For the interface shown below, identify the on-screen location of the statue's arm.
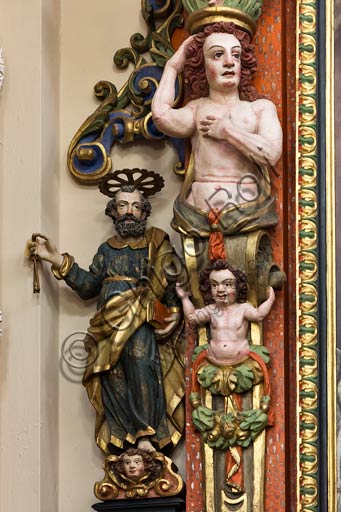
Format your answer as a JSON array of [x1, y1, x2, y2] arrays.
[[243, 286, 275, 322], [63, 250, 105, 300], [200, 100, 282, 167], [176, 284, 196, 316], [26, 233, 104, 300], [176, 284, 210, 327], [26, 233, 63, 267], [152, 38, 196, 138], [251, 100, 283, 166]]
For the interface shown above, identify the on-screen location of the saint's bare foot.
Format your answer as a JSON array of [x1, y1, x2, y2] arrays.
[[137, 438, 156, 453]]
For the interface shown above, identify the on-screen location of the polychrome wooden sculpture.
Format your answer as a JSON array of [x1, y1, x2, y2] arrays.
[[26, 0, 288, 509], [95, 448, 183, 500], [176, 259, 275, 499], [26, 170, 185, 502], [152, 20, 282, 238], [151, 1, 284, 510]]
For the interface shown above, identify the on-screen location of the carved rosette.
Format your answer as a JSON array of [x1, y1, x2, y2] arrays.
[[297, 0, 318, 509]]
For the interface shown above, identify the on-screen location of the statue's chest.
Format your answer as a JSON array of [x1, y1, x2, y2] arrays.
[[197, 103, 258, 134], [107, 247, 149, 279]]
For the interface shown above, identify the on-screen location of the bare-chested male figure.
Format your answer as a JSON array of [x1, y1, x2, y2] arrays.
[[152, 22, 282, 228], [176, 259, 275, 365]]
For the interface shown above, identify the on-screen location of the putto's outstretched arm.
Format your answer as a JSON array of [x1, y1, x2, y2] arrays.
[[175, 283, 196, 317], [176, 283, 210, 327], [243, 286, 276, 322]]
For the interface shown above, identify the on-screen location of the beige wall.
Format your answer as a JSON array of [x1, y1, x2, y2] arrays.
[[0, 0, 61, 510], [0, 1, 182, 511]]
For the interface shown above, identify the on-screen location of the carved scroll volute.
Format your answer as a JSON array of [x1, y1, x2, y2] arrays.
[[67, 0, 185, 184]]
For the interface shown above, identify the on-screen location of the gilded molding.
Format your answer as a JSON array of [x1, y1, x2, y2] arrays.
[[325, 0, 336, 509], [296, 0, 318, 509]]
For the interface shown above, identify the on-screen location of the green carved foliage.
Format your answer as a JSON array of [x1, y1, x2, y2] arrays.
[[198, 365, 220, 392], [232, 364, 255, 393], [191, 402, 269, 450], [248, 344, 270, 363]]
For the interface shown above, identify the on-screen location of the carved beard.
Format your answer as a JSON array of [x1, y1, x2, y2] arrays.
[[115, 213, 147, 238]]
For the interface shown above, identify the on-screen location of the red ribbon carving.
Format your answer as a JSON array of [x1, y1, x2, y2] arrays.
[[208, 208, 226, 261]]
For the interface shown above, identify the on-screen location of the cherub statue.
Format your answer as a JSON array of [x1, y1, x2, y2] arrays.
[[94, 447, 184, 500], [176, 259, 275, 365], [116, 449, 155, 482], [176, 259, 275, 492]]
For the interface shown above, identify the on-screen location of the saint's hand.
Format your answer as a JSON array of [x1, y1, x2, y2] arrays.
[[199, 115, 232, 141], [155, 312, 180, 339], [25, 233, 63, 267], [167, 35, 195, 73]]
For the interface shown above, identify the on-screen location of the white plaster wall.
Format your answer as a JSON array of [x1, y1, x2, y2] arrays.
[[59, 1, 182, 511], [0, 0, 60, 511]]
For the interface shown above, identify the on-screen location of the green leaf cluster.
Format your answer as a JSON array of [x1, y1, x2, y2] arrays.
[[192, 343, 209, 361], [191, 404, 269, 450], [197, 365, 220, 393], [249, 344, 270, 363], [232, 364, 255, 393], [192, 405, 215, 431]]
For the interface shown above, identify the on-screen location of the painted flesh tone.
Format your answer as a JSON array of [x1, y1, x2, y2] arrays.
[[122, 454, 145, 480], [176, 268, 275, 365], [152, 32, 282, 211]]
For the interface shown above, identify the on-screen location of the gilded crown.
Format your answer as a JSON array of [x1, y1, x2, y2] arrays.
[[182, 0, 263, 38]]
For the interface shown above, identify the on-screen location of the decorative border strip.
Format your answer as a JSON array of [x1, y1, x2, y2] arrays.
[[296, 1, 319, 510], [325, 0, 336, 509]]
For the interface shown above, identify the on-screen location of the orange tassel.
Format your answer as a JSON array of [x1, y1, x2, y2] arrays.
[[208, 209, 226, 261]]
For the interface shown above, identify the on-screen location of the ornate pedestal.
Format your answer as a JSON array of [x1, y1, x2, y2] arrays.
[[92, 497, 186, 512]]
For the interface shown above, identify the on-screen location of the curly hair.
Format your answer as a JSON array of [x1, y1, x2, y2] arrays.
[[199, 259, 248, 304], [115, 448, 160, 480], [105, 185, 152, 223], [184, 22, 258, 102]]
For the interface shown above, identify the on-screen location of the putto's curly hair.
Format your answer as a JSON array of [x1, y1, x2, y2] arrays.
[[115, 448, 160, 480], [184, 22, 259, 102], [105, 185, 152, 223], [199, 259, 248, 304]]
